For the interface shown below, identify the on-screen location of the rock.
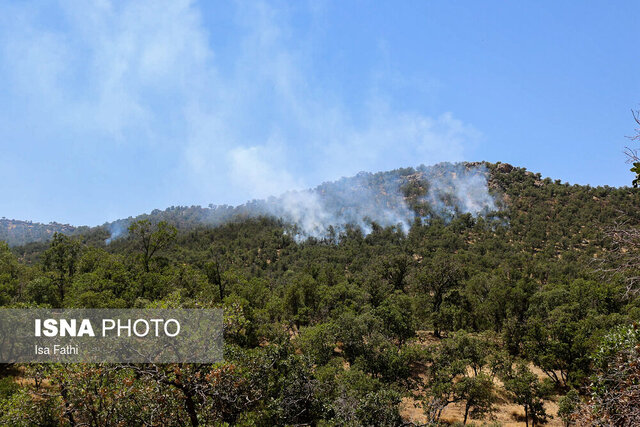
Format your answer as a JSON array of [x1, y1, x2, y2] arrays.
[[496, 163, 514, 173]]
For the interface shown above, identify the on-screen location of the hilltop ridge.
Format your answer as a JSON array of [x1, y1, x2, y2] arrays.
[[0, 161, 630, 247]]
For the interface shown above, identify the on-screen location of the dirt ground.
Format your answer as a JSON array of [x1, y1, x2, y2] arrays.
[[400, 395, 562, 426], [401, 332, 564, 426]]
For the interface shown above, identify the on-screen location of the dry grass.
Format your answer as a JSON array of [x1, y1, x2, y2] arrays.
[[400, 396, 562, 426], [399, 331, 564, 426]]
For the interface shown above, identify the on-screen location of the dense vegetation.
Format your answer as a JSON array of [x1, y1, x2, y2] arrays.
[[1, 162, 639, 426]]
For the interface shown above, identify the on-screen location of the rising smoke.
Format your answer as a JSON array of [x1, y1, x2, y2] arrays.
[[421, 163, 497, 218], [104, 162, 499, 244], [260, 170, 416, 239], [105, 221, 128, 245], [258, 162, 498, 240]]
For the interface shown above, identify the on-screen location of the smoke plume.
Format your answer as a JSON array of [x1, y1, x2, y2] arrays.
[[103, 162, 499, 244], [260, 170, 416, 240], [420, 163, 497, 219], [105, 221, 128, 245]]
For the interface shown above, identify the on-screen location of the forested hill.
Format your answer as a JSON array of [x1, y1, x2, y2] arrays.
[[1, 161, 637, 248], [2, 161, 639, 425], [0, 218, 84, 247]]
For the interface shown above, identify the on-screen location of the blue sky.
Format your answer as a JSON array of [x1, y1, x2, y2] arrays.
[[0, 1, 638, 226]]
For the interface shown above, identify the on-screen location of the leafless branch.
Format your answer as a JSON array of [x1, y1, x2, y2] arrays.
[[628, 109, 640, 142], [624, 110, 640, 167], [597, 216, 640, 296]]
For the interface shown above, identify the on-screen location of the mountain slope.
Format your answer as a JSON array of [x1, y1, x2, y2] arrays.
[[2, 161, 635, 248], [0, 218, 82, 247]]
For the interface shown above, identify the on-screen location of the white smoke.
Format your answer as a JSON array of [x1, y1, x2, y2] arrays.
[[273, 190, 333, 238], [420, 163, 497, 218], [105, 221, 128, 245], [99, 163, 499, 242], [259, 171, 415, 240], [245, 162, 498, 240]]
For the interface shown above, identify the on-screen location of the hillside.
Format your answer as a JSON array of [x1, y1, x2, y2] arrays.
[[1, 161, 639, 425], [5, 161, 632, 248], [0, 218, 81, 247]]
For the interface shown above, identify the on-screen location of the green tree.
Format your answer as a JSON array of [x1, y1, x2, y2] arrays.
[[503, 362, 551, 427], [456, 373, 496, 425], [418, 253, 462, 338], [42, 233, 81, 304], [423, 333, 497, 424], [204, 259, 225, 301], [128, 220, 177, 273], [0, 241, 23, 305], [375, 291, 415, 343], [557, 389, 580, 427]]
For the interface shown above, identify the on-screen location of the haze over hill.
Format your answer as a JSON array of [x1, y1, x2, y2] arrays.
[[0, 161, 623, 247], [2, 162, 488, 246]]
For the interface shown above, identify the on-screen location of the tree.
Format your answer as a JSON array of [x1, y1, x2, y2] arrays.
[[525, 277, 618, 389], [418, 253, 461, 337], [557, 389, 580, 427], [379, 255, 411, 291], [421, 349, 464, 423], [456, 373, 496, 425], [0, 241, 22, 305], [42, 233, 81, 304], [128, 220, 177, 273], [503, 362, 551, 427], [422, 332, 497, 424], [441, 331, 493, 376], [204, 259, 225, 301], [375, 291, 415, 343]]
